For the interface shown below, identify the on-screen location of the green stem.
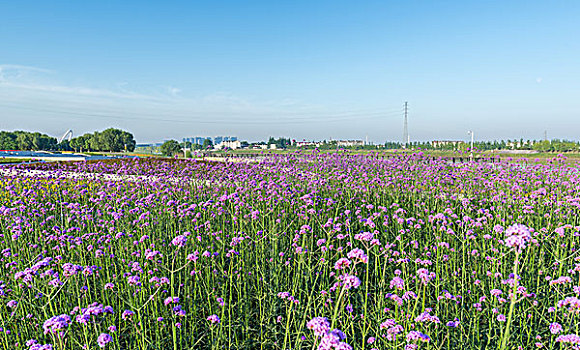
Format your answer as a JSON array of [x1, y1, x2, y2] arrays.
[[499, 252, 520, 350]]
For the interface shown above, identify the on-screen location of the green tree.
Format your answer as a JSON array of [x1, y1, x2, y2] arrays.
[[267, 136, 291, 149], [68, 128, 136, 152], [160, 140, 182, 156], [202, 138, 213, 149], [0, 132, 18, 150], [533, 140, 551, 152], [31, 133, 57, 150], [384, 141, 401, 149], [16, 132, 34, 150], [58, 139, 72, 151]]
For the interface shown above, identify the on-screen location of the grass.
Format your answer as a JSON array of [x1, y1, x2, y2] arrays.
[[0, 158, 33, 164]]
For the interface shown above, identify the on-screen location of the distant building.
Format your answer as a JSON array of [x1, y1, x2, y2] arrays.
[[215, 140, 242, 150], [183, 137, 207, 145], [214, 136, 237, 145], [336, 140, 364, 147], [295, 140, 324, 148], [431, 140, 465, 148], [183, 136, 237, 145], [506, 140, 535, 149]]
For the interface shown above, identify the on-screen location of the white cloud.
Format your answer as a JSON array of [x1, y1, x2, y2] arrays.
[[0, 64, 53, 74], [0, 63, 399, 142], [0, 64, 53, 82], [163, 86, 181, 97]]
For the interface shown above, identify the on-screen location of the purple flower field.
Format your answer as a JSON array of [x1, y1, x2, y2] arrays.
[[1, 152, 580, 349]]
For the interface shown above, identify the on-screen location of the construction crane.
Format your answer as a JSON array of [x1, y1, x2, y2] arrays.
[[58, 129, 73, 143]]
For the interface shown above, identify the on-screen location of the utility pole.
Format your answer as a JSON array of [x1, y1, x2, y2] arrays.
[[467, 130, 474, 161], [544, 130, 548, 142], [403, 102, 408, 148]]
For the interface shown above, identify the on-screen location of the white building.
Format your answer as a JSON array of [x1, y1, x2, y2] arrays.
[[215, 140, 242, 150], [295, 141, 324, 148], [336, 140, 364, 147], [431, 140, 465, 148]]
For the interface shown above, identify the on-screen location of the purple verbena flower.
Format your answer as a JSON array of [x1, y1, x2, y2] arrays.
[[43, 314, 71, 335], [306, 317, 330, 337], [207, 314, 220, 324], [97, 333, 112, 348], [171, 235, 187, 248]]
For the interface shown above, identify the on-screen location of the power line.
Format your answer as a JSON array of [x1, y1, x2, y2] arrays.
[[0, 102, 405, 125]]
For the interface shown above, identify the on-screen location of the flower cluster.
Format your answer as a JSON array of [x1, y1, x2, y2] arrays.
[[307, 317, 352, 350], [73, 303, 114, 324], [207, 314, 221, 324], [504, 224, 532, 252], [43, 314, 71, 335], [171, 234, 188, 248]]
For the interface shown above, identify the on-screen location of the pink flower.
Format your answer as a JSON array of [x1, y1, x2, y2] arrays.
[[504, 224, 532, 252], [306, 317, 330, 337], [207, 314, 220, 324], [406, 331, 430, 342], [556, 334, 580, 345], [550, 322, 563, 334], [343, 275, 361, 290], [389, 276, 405, 290], [334, 258, 351, 270], [347, 248, 368, 263], [97, 333, 112, 348], [354, 232, 374, 241], [171, 235, 187, 248], [164, 297, 179, 305]]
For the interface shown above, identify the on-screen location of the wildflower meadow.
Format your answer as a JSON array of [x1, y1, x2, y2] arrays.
[[1, 152, 580, 349]]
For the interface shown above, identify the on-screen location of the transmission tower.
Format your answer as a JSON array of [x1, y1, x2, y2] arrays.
[[403, 102, 408, 148]]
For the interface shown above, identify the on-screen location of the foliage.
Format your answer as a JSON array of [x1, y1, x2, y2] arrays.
[[532, 139, 580, 152], [160, 140, 182, 156], [69, 128, 136, 152], [0, 158, 30, 164], [413, 139, 580, 152], [0, 131, 57, 150], [267, 137, 292, 149], [202, 138, 213, 148], [384, 141, 402, 149]]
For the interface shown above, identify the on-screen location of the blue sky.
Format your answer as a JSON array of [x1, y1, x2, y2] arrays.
[[1, 1, 579, 143]]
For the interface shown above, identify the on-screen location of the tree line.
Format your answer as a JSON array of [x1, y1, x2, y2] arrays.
[[0, 131, 58, 151], [68, 128, 136, 152], [0, 128, 135, 152], [407, 139, 580, 152]]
